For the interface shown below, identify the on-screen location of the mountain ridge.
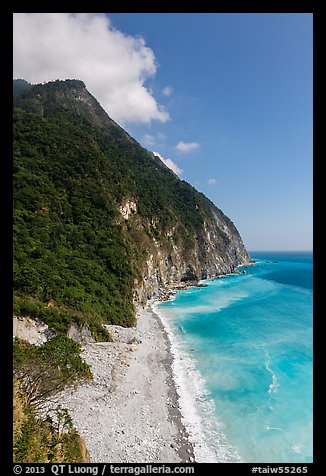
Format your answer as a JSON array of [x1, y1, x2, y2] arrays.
[[13, 78, 251, 336]]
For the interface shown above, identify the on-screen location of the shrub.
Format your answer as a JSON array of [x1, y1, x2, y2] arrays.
[[13, 336, 92, 407], [13, 379, 89, 463]]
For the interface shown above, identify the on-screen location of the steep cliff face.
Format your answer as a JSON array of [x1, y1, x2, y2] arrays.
[[129, 201, 250, 303], [115, 187, 250, 304], [13, 79, 250, 331]]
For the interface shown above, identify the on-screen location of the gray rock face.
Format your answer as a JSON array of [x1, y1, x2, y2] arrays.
[[135, 205, 251, 304], [67, 324, 96, 344], [13, 316, 56, 345]]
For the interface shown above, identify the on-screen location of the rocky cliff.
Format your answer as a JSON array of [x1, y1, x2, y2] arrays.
[[135, 206, 250, 303], [13, 79, 250, 332]]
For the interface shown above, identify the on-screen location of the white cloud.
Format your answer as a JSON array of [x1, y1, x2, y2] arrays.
[[175, 141, 199, 153], [153, 151, 183, 176], [13, 13, 170, 126], [157, 132, 166, 141], [163, 158, 183, 176], [208, 178, 217, 185], [143, 134, 156, 147], [143, 132, 167, 147], [162, 86, 173, 96]]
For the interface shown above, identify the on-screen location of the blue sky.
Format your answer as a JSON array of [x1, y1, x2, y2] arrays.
[[111, 13, 313, 251], [13, 13, 313, 251]]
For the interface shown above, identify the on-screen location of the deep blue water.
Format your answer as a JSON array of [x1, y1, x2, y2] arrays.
[[156, 251, 313, 463]]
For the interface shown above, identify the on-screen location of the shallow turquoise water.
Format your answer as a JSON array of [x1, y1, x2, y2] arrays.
[[156, 251, 313, 463]]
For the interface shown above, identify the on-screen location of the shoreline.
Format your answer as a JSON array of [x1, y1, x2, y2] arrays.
[[151, 267, 252, 463], [147, 307, 196, 462], [53, 306, 196, 463], [37, 264, 252, 463], [152, 301, 222, 463]]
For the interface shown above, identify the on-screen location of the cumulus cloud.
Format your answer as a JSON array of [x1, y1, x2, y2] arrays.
[[153, 151, 183, 176], [157, 132, 166, 141], [175, 141, 199, 153], [143, 134, 156, 147], [13, 13, 170, 125], [208, 178, 217, 185], [143, 132, 167, 148], [162, 86, 173, 96]]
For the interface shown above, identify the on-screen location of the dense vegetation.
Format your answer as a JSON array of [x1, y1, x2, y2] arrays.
[[13, 79, 229, 336], [14, 100, 137, 333], [13, 79, 33, 98]]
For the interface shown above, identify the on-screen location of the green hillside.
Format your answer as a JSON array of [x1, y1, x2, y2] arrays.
[[14, 79, 232, 337]]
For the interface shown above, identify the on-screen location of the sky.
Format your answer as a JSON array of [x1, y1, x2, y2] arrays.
[[13, 13, 313, 251]]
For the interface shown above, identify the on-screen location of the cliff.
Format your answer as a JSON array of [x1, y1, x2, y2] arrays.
[[13, 79, 250, 334], [135, 203, 249, 302]]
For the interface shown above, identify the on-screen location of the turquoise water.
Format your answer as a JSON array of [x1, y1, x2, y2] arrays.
[[155, 251, 313, 463]]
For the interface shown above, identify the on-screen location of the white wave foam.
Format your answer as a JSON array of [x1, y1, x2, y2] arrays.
[[291, 444, 303, 454], [265, 425, 283, 432], [264, 350, 280, 396], [152, 303, 243, 463], [268, 374, 280, 396]]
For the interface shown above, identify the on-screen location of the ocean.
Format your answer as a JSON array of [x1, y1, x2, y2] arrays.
[[154, 251, 313, 463]]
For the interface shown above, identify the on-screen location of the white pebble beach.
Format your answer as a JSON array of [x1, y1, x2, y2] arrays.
[[54, 307, 195, 463]]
